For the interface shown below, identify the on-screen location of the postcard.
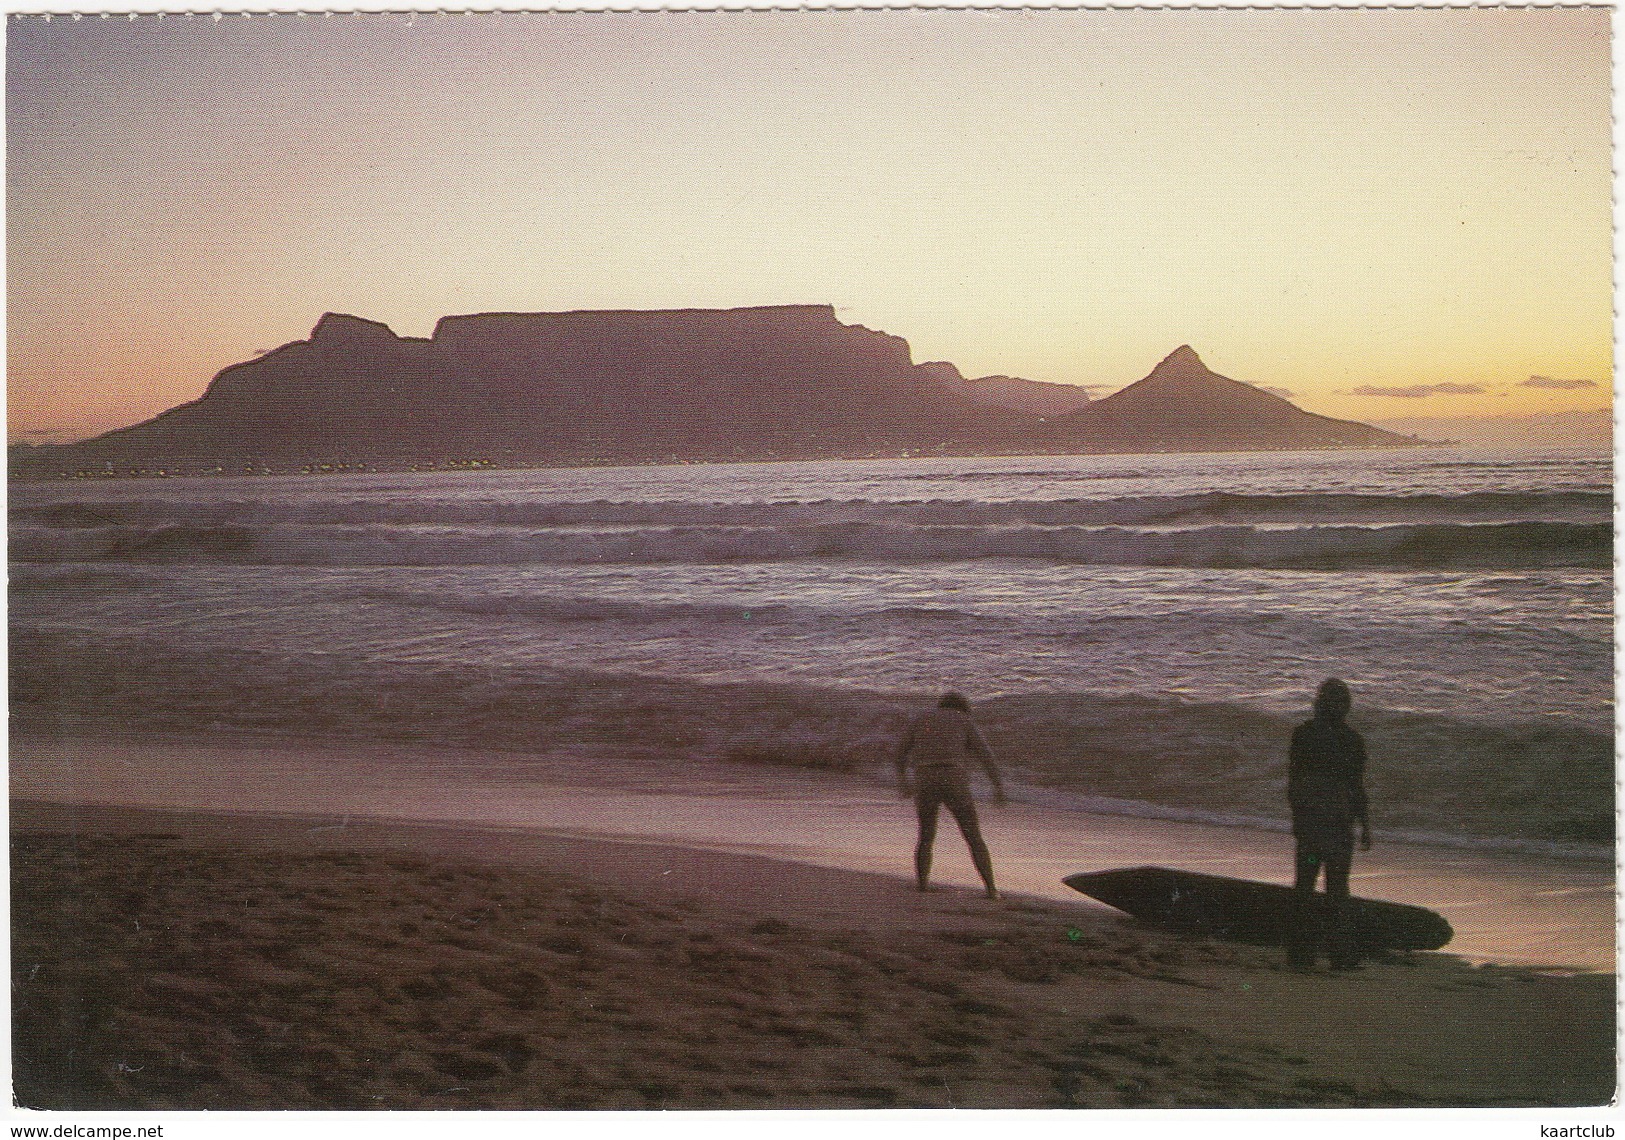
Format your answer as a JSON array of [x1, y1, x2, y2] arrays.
[[7, 6, 1614, 1133]]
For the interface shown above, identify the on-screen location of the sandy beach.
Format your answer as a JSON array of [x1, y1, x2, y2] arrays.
[[10, 724, 1616, 1110]]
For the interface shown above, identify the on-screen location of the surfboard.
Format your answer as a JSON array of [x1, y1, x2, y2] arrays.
[[1063, 865, 1453, 951]]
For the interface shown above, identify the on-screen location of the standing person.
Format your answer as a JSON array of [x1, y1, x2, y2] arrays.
[[1287, 677, 1372, 971], [896, 692, 1006, 899]]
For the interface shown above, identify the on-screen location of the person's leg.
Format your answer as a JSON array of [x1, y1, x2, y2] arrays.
[[942, 778, 998, 898], [1288, 844, 1324, 969], [914, 783, 941, 891], [1293, 847, 1324, 891], [1323, 847, 1357, 969]]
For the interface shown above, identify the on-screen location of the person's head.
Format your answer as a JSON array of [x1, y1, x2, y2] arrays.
[[1313, 678, 1352, 722], [938, 691, 971, 713]]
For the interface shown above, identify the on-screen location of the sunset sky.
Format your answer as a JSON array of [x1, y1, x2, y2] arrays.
[[7, 9, 1613, 444]]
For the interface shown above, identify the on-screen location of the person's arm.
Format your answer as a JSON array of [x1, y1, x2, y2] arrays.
[[967, 722, 1005, 805], [1286, 724, 1308, 817], [895, 721, 916, 797], [1350, 731, 1371, 850]]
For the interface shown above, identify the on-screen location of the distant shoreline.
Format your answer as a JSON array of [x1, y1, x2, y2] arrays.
[[11, 439, 1438, 483]]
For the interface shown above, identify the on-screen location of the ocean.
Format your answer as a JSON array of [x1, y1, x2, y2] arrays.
[[10, 446, 1613, 858]]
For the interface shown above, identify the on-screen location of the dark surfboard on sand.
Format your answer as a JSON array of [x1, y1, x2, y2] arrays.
[[1064, 866, 1453, 951]]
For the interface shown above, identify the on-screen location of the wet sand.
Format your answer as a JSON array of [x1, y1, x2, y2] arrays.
[[12, 724, 1614, 970], [9, 724, 1617, 1110]]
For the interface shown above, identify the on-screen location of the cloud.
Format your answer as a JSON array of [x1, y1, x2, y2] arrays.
[[1346, 382, 1486, 399], [1520, 375, 1598, 390], [1260, 386, 1295, 400]]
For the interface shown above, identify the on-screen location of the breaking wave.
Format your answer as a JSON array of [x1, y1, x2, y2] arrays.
[[10, 626, 1611, 858], [11, 487, 1610, 531], [11, 517, 1609, 571], [10, 452, 1611, 861]]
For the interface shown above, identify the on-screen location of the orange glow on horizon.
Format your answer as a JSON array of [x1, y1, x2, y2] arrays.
[[7, 9, 1612, 446]]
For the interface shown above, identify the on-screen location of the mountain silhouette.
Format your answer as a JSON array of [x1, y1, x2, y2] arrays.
[[1047, 346, 1410, 452], [13, 310, 1414, 477], [961, 373, 1096, 418]]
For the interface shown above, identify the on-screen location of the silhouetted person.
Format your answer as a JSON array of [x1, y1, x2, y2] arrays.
[[1287, 677, 1371, 971], [896, 692, 1005, 899]]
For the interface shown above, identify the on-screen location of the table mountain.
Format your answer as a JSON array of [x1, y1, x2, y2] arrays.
[[16, 308, 1414, 476]]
